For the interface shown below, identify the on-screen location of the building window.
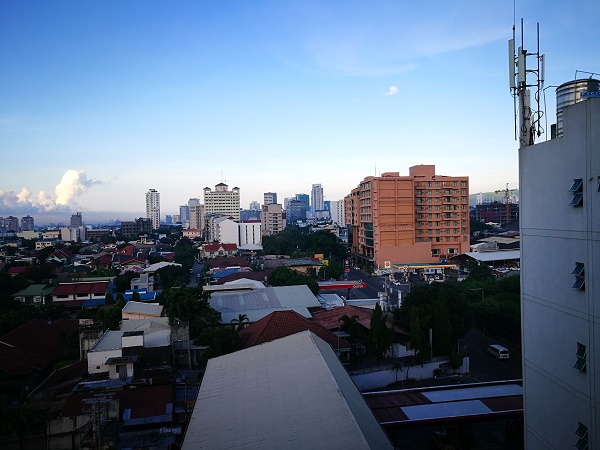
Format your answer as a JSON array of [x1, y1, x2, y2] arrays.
[[576, 422, 588, 450], [572, 263, 585, 291], [574, 342, 587, 372], [570, 178, 584, 207]]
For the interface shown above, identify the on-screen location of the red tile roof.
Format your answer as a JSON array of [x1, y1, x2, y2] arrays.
[[118, 245, 135, 256], [204, 243, 238, 252], [311, 305, 373, 331], [52, 281, 110, 296], [239, 310, 350, 350], [8, 266, 28, 275], [0, 318, 79, 375], [206, 256, 249, 268]]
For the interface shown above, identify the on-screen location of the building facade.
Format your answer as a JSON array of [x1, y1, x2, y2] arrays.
[[70, 212, 83, 227], [189, 204, 205, 233], [329, 200, 345, 226], [203, 183, 240, 221], [120, 218, 153, 238], [345, 165, 469, 270], [145, 189, 161, 230], [263, 192, 277, 206], [311, 184, 324, 216], [520, 90, 599, 449], [239, 221, 262, 246], [261, 203, 286, 236], [21, 215, 34, 231], [207, 216, 239, 244], [287, 199, 307, 224]]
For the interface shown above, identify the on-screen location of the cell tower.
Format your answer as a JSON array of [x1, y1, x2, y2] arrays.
[[509, 19, 545, 148]]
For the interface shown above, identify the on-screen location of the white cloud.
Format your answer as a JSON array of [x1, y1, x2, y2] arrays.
[[0, 169, 102, 214], [385, 85, 399, 95]]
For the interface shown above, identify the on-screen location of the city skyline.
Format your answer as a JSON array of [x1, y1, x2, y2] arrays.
[[1, 2, 599, 223]]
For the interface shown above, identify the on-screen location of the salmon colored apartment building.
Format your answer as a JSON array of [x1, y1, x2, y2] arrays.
[[344, 165, 470, 271]]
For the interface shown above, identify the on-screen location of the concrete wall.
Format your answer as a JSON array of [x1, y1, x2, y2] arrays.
[[520, 98, 600, 449]]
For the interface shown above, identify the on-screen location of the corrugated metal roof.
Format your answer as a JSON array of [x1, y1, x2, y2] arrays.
[[460, 250, 521, 262], [183, 331, 393, 449], [122, 300, 163, 317]]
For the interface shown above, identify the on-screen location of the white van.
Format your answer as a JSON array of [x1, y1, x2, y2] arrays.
[[487, 344, 510, 359]]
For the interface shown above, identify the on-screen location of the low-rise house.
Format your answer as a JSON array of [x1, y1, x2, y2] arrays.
[[209, 284, 321, 324], [87, 318, 172, 375], [200, 243, 238, 258], [122, 301, 164, 320], [11, 284, 54, 305], [51, 280, 111, 307], [130, 272, 154, 292]]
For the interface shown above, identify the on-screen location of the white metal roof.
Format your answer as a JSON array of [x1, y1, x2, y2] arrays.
[[182, 331, 393, 449], [122, 301, 163, 317], [462, 250, 520, 262]]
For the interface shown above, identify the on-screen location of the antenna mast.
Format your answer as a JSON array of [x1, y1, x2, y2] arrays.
[[508, 19, 545, 148]]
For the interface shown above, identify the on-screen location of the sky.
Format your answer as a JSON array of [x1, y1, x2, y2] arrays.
[[1, 1, 599, 224]]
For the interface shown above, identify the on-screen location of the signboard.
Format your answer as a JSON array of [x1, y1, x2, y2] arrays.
[[581, 91, 600, 98], [384, 261, 391, 269], [344, 268, 350, 273]]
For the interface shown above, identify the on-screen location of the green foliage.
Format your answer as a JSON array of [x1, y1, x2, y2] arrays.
[[173, 237, 197, 270], [368, 303, 395, 365], [96, 299, 125, 331], [230, 314, 249, 331], [130, 291, 141, 302], [433, 292, 453, 356], [156, 265, 190, 290], [105, 292, 114, 305], [161, 287, 221, 338], [339, 314, 365, 344], [262, 226, 347, 260], [114, 271, 138, 293], [449, 353, 464, 372], [268, 266, 320, 295], [22, 265, 56, 283], [467, 265, 494, 282], [196, 326, 240, 364], [318, 259, 343, 280]]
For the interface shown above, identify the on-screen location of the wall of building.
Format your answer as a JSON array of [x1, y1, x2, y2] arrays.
[[520, 98, 599, 449], [239, 221, 262, 246]]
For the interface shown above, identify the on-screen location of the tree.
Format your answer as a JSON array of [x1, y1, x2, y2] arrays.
[[104, 292, 114, 305], [408, 307, 430, 365], [339, 314, 364, 344], [114, 271, 138, 293], [96, 299, 125, 331], [269, 266, 320, 295], [196, 326, 240, 365], [433, 293, 453, 356], [156, 265, 189, 290], [368, 303, 395, 365], [231, 314, 249, 331], [449, 353, 464, 373], [130, 291, 141, 302], [160, 287, 221, 339]]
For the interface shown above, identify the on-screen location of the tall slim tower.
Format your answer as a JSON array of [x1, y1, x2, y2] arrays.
[[203, 183, 240, 221], [145, 189, 161, 230], [70, 212, 83, 227], [311, 184, 324, 216]]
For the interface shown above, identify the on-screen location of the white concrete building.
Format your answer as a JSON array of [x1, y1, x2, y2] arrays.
[[329, 200, 345, 226], [60, 226, 86, 242], [189, 204, 205, 232], [263, 192, 277, 205], [203, 183, 240, 221], [520, 86, 599, 449], [145, 188, 160, 230], [239, 220, 262, 246], [207, 216, 239, 244]]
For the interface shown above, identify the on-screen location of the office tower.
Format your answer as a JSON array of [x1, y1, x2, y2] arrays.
[[165, 215, 173, 225], [179, 205, 190, 223], [4, 216, 19, 232], [70, 212, 83, 227], [345, 165, 469, 270], [203, 183, 240, 221], [21, 215, 34, 231], [311, 184, 324, 216], [261, 203, 286, 235], [296, 193, 310, 211], [287, 199, 307, 224], [145, 189, 161, 230], [263, 192, 277, 206], [520, 82, 599, 449], [249, 201, 260, 211]]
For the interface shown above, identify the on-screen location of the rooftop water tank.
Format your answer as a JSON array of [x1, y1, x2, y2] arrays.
[[556, 79, 600, 137]]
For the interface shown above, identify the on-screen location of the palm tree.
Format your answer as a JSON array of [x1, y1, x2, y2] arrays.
[[231, 314, 249, 331]]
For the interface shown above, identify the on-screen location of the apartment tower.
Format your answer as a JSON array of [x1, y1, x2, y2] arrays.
[[145, 189, 160, 230], [345, 165, 469, 270], [311, 184, 324, 216]]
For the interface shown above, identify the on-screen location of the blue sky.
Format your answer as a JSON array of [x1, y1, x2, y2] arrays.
[[1, 1, 599, 223]]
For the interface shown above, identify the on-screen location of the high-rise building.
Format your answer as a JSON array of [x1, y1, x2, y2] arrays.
[[189, 204, 205, 233], [520, 84, 599, 449], [120, 218, 153, 238], [249, 201, 260, 211], [311, 184, 324, 216], [263, 192, 277, 206], [70, 212, 83, 227], [145, 189, 161, 230], [287, 199, 306, 224], [179, 205, 190, 223], [345, 165, 469, 270], [4, 216, 19, 232], [296, 193, 310, 212], [261, 203, 286, 236], [203, 183, 240, 221], [329, 200, 345, 226], [21, 215, 34, 231]]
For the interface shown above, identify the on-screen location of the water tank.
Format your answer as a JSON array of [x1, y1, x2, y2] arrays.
[[556, 79, 600, 137]]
